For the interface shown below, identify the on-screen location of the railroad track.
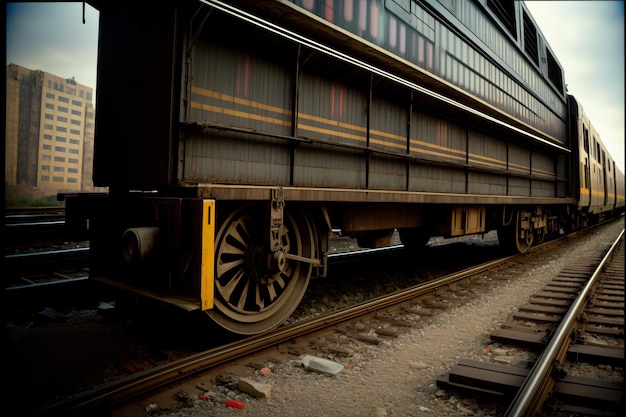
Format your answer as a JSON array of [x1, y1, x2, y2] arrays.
[[32, 226, 605, 417], [4, 248, 89, 286], [4, 207, 67, 247], [438, 231, 624, 416], [5, 220, 621, 416]]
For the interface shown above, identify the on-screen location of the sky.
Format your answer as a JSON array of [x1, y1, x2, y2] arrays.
[[6, 2, 99, 93], [5, 1, 625, 171], [525, 1, 625, 172]]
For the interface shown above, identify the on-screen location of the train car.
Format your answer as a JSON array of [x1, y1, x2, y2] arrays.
[[568, 95, 625, 227], [66, 0, 623, 334]]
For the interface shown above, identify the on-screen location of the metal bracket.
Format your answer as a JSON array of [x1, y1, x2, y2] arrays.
[[270, 188, 285, 252]]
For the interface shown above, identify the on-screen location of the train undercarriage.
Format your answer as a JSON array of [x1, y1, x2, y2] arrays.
[[66, 191, 573, 335]]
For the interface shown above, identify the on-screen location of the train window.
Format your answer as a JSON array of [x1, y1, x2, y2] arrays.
[[487, 0, 517, 39], [546, 49, 564, 95], [583, 127, 589, 153], [522, 11, 539, 66]]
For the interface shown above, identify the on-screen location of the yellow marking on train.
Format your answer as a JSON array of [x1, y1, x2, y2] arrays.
[[192, 102, 291, 126], [298, 112, 367, 133], [190, 90, 558, 178], [507, 163, 527, 172], [201, 199, 215, 311], [298, 123, 366, 142], [580, 187, 617, 198], [409, 138, 466, 156], [409, 146, 466, 162], [192, 86, 291, 116]]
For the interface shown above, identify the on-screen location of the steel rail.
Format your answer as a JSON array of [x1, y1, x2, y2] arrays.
[[503, 229, 625, 417], [5, 247, 89, 260], [35, 251, 521, 416], [33, 221, 621, 415]]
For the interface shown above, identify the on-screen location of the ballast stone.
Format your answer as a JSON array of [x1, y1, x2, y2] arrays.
[[300, 354, 344, 376], [237, 378, 272, 398]]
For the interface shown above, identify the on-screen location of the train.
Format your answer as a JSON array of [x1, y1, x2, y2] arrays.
[[66, 0, 625, 335]]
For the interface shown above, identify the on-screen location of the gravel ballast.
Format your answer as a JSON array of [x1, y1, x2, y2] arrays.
[[147, 220, 624, 417]]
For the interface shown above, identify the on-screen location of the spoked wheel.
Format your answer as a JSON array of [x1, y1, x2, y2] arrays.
[[497, 210, 534, 253], [207, 204, 315, 335]]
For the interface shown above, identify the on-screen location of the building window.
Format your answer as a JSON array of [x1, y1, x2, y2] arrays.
[[69, 148, 79, 154], [58, 106, 68, 113], [68, 158, 79, 164], [55, 146, 66, 152], [56, 126, 67, 132], [45, 103, 54, 110], [44, 134, 52, 140], [67, 177, 78, 183], [70, 138, 80, 144], [42, 165, 50, 171], [54, 156, 65, 162], [54, 166, 64, 172], [41, 175, 49, 181], [58, 96, 69, 103], [46, 92, 55, 99], [56, 136, 66, 142], [53, 176, 64, 182], [70, 119, 81, 126], [68, 167, 78, 173], [72, 99, 82, 106], [42, 155, 51, 161], [45, 113, 53, 120], [87, 112, 94, 119], [43, 144, 52, 150], [57, 116, 68, 123], [44, 123, 53, 130], [71, 109, 82, 116]]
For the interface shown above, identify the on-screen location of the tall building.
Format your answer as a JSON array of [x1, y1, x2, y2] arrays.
[[5, 63, 101, 204]]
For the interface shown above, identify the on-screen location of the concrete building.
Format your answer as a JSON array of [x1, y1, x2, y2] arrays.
[[6, 63, 101, 204]]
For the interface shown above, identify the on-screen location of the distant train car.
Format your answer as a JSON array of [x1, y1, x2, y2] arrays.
[[568, 95, 625, 226], [66, 0, 624, 334]]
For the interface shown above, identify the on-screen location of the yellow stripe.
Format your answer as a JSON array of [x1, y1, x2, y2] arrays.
[[580, 187, 619, 198], [298, 123, 366, 142], [298, 112, 367, 133], [192, 86, 291, 116], [190, 90, 557, 178], [201, 199, 215, 311], [192, 102, 291, 126]]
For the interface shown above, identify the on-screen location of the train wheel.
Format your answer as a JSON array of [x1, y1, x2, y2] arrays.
[[497, 210, 534, 253], [535, 227, 546, 244], [208, 204, 315, 335]]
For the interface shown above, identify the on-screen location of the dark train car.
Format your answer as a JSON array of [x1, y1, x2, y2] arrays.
[[66, 0, 621, 334]]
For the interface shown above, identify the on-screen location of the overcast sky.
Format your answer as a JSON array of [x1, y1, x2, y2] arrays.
[[525, 1, 624, 172], [5, 1, 625, 171]]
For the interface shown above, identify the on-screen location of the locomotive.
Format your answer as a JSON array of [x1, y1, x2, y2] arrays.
[[66, 0, 625, 335]]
